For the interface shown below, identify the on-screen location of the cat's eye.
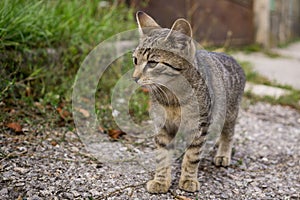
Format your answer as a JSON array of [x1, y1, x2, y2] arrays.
[[147, 60, 158, 68], [162, 62, 182, 71], [133, 57, 137, 65]]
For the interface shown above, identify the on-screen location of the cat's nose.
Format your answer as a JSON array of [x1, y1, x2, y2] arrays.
[[133, 77, 140, 83]]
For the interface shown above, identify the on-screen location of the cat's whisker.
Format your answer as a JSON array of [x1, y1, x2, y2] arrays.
[[151, 84, 165, 103], [155, 84, 171, 106]]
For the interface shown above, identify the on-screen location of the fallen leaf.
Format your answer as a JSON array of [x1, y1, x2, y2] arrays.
[[141, 87, 149, 93], [122, 134, 135, 142], [75, 107, 90, 118], [25, 86, 31, 96], [57, 107, 71, 120], [108, 129, 126, 140], [9, 109, 16, 114], [176, 196, 192, 200], [81, 97, 91, 103], [98, 126, 105, 133], [6, 122, 22, 133], [51, 140, 58, 146], [34, 102, 44, 110]]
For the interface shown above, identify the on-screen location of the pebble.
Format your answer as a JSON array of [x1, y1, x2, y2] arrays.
[[1, 102, 299, 199], [15, 182, 25, 187], [261, 157, 268, 162], [14, 167, 29, 174], [71, 190, 80, 197], [0, 188, 8, 195]]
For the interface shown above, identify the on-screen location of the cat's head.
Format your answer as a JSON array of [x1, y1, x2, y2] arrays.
[[132, 11, 196, 87]]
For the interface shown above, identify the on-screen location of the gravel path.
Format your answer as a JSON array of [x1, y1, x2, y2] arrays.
[[1, 102, 300, 199]]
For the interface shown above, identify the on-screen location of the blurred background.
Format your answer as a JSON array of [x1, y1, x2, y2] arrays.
[[128, 0, 300, 47], [1, 0, 300, 131]]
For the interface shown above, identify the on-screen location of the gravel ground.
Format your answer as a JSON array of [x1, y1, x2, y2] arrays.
[[1, 102, 300, 200]]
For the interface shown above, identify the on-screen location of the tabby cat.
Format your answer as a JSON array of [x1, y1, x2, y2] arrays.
[[132, 11, 246, 193]]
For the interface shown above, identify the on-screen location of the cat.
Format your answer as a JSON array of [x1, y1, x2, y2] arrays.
[[132, 11, 246, 193]]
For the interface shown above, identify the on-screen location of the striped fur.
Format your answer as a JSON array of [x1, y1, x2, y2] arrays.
[[133, 12, 246, 193]]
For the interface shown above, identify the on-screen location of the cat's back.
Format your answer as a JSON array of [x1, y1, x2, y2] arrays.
[[195, 50, 246, 90]]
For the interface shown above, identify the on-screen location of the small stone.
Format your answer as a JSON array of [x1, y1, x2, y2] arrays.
[[70, 146, 79, 152], [62, 192, 74, 199], [232, 188, 239, 194], [28, 195, 41, 200], [90, 189, 101, 197], [221, 193, 229, 199], [15, 182, 25, 187], [71, 190, 80, 197], [14, 167, 29, 174], [214, 190, 221, 194], [260, 184, 268, 189], [0, 188, 8, 195], [254, 186, 262, 192], [236, 181, 243, 187]]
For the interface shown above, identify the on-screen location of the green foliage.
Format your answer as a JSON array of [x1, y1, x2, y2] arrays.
[[96, 53, 150, 130], [0, 0, 138, 128], [238, 61, 272, 85], [227, 44, 281, 58], [129, 89, 150, 123], [244, 90, 300, 110], [239, 61, 300, 110], [0, 0, 135, 50], [0, 0, 136, 103]]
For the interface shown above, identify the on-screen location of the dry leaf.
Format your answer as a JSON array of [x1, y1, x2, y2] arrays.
[[51, 140, 58, 146], [141, 87, 149, 93], [34, 102, 44, 110], [81, 97, 91, 103], [57, 107, 71, 120], [75, 107, 90, 118], [98, 126, 105, 133], [7, 122, 22, 133], [108, 129, 126, 140], [176, 196, 192, 200]]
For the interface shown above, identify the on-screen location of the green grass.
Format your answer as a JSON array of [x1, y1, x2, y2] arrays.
[[277, 37, 300, 49], [0, 0, 135, 50], [239, 61, 300, 110], [0, 0, 138, 128], [244, 90, 300, 110], [0, 0, 135, 101], [95, 53, 150, 130], [1, 0, 298, 130], [239, 61, 272, 85], [226, 43, 281, 58]]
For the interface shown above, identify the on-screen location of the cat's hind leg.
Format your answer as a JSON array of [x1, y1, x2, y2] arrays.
[[146, 128, 174, 193], [214, 119, 236, 167]]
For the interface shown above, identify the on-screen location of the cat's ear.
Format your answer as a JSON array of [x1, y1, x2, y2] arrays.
[[136, 11, 160, 35], [167, 19, 195, 61], [168, 19, 193, 38]]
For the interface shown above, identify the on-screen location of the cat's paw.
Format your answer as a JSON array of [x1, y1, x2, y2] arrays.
[[214, 155, 231, 167], [146, 179, 170, 194], [179, 178, 200, 192]]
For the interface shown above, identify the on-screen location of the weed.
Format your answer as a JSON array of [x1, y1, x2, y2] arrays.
[[239, 61, 300, 110], [0, 0, 136, 128], [238, 61, 272, 85], [263, 50, 281, 58]]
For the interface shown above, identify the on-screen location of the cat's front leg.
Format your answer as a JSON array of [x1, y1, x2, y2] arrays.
[[147, 128, 173, 193], [179, 129, 207, 192]]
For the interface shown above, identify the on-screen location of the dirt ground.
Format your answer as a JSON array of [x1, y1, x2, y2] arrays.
[[1, 102, 300, 200]]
